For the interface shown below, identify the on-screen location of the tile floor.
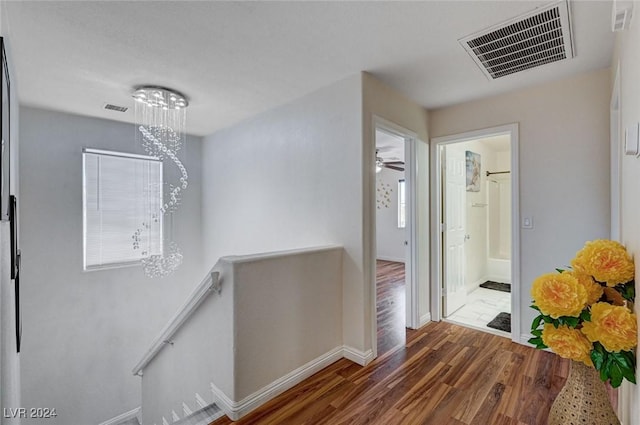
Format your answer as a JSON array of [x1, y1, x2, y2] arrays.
[[445, 287, 511, 337]]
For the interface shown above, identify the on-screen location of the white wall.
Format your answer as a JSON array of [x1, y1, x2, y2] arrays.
[[201, 75, 367, 354], [613, 5, 640, 423], [18, 107, 204, 425], [362, 72, 431, 330], [375, 167, 405, 262], [232, 247, 343, 402], [491, 150, 511, 260], [430, 68, 611, 342], [0, 8, 21, 423]]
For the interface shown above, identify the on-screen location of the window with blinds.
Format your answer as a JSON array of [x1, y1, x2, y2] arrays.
[[83, 149, 163, 270], [398, 179, 406, 229]]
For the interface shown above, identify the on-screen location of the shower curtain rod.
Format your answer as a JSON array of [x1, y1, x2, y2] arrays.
[[486, 170, 511, 177]]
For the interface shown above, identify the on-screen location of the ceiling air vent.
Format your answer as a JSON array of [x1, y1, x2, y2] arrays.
[[459, 0, 574, 80], [103, 103, 128, 113]]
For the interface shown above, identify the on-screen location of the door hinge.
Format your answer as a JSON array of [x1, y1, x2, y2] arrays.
[[440, 223, 446, 232]]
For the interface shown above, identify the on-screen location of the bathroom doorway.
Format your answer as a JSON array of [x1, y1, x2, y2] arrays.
[[432, 124, 520, 341]]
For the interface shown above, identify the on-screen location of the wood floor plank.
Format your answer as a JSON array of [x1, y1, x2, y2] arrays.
[[375, 260, 406, 356], [469, 382, 506, 425], [211, 321, 577, 425], [452, 349, 511, 423], [210, 261, 589, 425]]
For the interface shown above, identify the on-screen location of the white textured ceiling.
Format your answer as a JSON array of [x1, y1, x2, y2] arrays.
[[4, 1, 614, 137]]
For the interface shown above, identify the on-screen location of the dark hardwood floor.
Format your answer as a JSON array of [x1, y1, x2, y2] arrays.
[[211, 321, 571, 425], [376, 260, 406, 356], [210, 261, 618, 424]]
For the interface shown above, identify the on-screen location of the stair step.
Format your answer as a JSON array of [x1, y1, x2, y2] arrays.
[[172, 403, 223, 425]]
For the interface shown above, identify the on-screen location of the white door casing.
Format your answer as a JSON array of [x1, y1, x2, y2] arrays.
[[431, 123, 520, 344], [372, 116, 420, 360], [403, 137, 418, 329]]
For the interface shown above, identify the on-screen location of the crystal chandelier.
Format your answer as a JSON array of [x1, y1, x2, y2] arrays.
[[132, 86, 189, 278]]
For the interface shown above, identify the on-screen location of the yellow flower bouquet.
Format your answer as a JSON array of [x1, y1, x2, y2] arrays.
[[528, 239, 637, 388]]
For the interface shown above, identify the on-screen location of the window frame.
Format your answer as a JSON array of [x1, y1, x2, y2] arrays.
[[398, 178, 406, 229], [82, 148, 163, 271]]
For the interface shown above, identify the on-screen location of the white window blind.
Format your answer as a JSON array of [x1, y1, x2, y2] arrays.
[[83, 149, 163, 270], [398, 179, 406, 229]]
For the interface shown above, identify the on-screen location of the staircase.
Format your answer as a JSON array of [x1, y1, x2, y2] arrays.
[[106, 401, 222, 425], [108, 245, 344, 425], [172, 403, 223, 425]]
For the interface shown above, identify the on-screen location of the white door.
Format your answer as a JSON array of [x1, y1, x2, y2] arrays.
[[443, 145, 467, 316]]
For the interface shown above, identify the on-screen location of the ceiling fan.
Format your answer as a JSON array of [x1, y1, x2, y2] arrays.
[[376, 149, 404, 173]]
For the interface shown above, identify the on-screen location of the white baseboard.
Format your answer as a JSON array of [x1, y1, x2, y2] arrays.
[[342, 345, 374, 366], [419, 312, 432, 327], [211, 346, 345, 421], [98, 407, 141, 425], [376, 256, 405, 263], [466, 276, 488, 294], [520, 333, 533, 346]]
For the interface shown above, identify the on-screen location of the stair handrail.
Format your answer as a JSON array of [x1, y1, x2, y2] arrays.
[[132, 268, 221, 376]]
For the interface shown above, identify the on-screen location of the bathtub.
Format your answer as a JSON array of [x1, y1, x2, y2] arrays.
[[487, 257, 511, 284]]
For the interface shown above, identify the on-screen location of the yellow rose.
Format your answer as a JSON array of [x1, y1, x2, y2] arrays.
[[566, 271, 603, 306], [571, 240, 634, 287], [581, 302, 637, 352], [531, 272, 588, 318], [542, 323, 593, 366]]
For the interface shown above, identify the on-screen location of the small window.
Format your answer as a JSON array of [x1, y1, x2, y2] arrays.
[[83, 149, 163, 270], [398, 179, 406, 228]]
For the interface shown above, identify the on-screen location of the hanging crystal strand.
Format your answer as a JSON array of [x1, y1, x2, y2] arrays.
[[132, 86, 189, 278], [141, 211, 182, 278]]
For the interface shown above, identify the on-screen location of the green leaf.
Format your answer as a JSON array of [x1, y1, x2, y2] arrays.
[[621, 366, 636, 384], [530, 304, 540, 312], [610, 363, 623, 388], [580, 310, 591, 322], [620, 281, 635, 302], [593, 341, 606, 355], [531, 329, 543, 337], [625, 350, 637, 369], [600, 365, 609, 382], [612, 352, 633, 370], [542, 315, 552, 323], [591, 350, 605, 370], [563, 316, 579, 328], [531, 315, 543, 331], [556, 268, 565, 273], [528, 335, 548, 350]]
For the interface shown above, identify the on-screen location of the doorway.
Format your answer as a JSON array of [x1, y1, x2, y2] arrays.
[[374, 124, 415, 356], [432, 124, 520, 342]]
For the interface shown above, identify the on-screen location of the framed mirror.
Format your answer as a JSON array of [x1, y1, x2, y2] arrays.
[[0, 37, 10, 221]]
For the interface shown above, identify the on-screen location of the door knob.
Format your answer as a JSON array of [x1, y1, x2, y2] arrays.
[[464, 234, 471, 241]]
